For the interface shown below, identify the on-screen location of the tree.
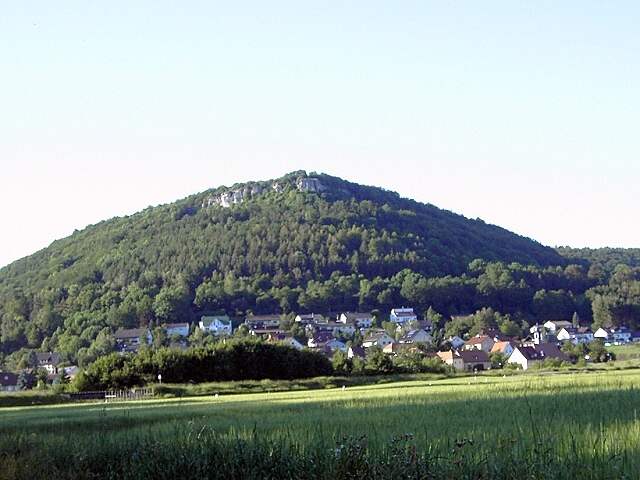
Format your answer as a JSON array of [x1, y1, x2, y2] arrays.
[[364, 347, 394, 375], [331, 350, 351, 375], [17, 371, 35, 390]]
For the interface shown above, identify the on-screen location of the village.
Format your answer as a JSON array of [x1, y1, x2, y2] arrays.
[[2, 306, 638, 393]]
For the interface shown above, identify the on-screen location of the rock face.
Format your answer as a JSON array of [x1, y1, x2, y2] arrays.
[[296, 177, 325, 193], [201, 174, 325, 209]]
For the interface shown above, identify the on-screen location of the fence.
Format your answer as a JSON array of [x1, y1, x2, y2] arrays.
[[68, 387, 154, 403]]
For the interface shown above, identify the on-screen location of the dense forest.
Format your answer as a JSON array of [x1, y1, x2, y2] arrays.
[[0, 171, 638, 368]]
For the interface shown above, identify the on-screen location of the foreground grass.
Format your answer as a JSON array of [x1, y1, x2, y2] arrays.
[[1, 370, 640, 479]]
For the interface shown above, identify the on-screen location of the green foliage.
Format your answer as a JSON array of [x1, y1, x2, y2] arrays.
[[77, 340, 333, 390], [1, 173, 639, 363]]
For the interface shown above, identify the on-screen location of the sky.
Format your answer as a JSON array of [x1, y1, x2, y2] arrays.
[[1, 1, 639, 268]]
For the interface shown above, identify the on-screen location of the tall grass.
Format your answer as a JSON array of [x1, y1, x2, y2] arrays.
[[1, 370, 639, 479]]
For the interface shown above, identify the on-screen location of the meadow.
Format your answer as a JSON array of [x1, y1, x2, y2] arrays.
[[1, 369, 640, 479]]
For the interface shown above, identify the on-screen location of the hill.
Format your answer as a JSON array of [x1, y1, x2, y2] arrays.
[[0, 170, 569, 362]]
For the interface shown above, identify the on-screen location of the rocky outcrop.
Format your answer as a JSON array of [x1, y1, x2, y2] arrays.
[[201, 174, 325, 209]]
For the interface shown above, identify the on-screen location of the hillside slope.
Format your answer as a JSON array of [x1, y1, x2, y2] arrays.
[[0, 171, 564, 359]]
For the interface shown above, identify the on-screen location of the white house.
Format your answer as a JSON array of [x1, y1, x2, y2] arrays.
[[399, 329, 432, 344], [463, 335, 495, 353], [390, 308, 417, 324], [543, 320, 573, 333], [556, 327, 594, 345], [594, 327, 632, 344], [338, 312, 374, 329], [164, 322, 190, 338], [508, 343, 569, 370], [35, 352, 61, 374], [362, 331, 395, 348], [199, 315, 232, 336]]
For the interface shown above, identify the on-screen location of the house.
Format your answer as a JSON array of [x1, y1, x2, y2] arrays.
[[396, 320, 433, 334], [115, 328, 153, 353], [543, 320, 573, 333], [490, 341, 515, 358], [198, 315, 232, 336], [35, 352, 61, 374], [325, 339, 347, 353], [459, 350, 492, 371], [163, 322, 190, 338], [383, 342, 424, 356], [312, 321, 356, 336], [399, 329, 432, 345], [390, 308, 417, 324], [245, 315, 282, 329], [295, 313, 325, 325], [250, 328, 285, 338], [556, 327, 594, 345], [594, 327, 632, 344], [437, 350, 464, 370], [463, 335, 495, 353], [447, 336, 465, 349], [338, 312, 374, 329], [0, 372, 18, 392], [362, 331, 395, 349], [508, 343, 569, 370], [528, 324, 554, 345], [307, 331, 335, 348], [347, 345, 366, 359], [266, 333, 305, 351]]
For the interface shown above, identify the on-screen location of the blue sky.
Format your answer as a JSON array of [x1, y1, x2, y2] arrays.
[[1, 1, 639, 267]]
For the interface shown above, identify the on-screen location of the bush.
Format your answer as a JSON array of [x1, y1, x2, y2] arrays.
[[78, 339, 333, 390]]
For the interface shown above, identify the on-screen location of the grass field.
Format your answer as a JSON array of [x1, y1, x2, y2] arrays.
[[2, 370, 640, 479], [609, 343, 640, 361]]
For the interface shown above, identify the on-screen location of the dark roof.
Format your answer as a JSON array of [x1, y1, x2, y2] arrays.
[[0, 372, 18, 386], [341, 312, 373, 320], [311, 331, 335, 344], [245, 315, 282, 322], [349, 346, 366, 358], [459, 350, 490, 363], [115, 328, 149, 339], [400, 329, 429, 341], [164, 322, 190, 329], [516, 343, 569, 361], [36, 352, 60, 365], [562, 327, 592, 335]]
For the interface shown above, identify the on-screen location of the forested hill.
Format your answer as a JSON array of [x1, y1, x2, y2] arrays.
[[0, 170, 566, 360]]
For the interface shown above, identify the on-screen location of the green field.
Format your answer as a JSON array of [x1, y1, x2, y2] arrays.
[[2, 370, 640, 479], [609, 343, 640, 361]]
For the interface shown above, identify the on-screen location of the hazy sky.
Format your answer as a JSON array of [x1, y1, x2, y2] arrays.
[[2, 1, 639, 268]]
